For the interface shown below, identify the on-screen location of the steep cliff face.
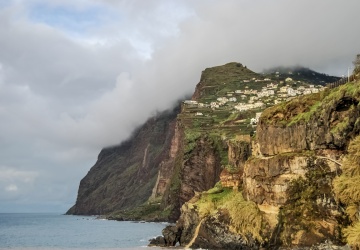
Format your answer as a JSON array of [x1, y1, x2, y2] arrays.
[[154, 129, 225, 221], [67, 106, 178, 216], [154, 76, 360, 248], [242, 82, 360, 247]]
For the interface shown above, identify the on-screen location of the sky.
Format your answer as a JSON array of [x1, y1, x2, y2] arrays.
[[0, 0, 359, 213]]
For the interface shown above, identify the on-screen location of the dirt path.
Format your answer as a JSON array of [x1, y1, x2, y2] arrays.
[[316, 156, 342, 166], [185, 218, 204, 249]]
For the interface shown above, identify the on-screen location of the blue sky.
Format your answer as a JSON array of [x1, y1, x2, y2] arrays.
[[0, 0, 359, 213], [29, 4, 107, 34]]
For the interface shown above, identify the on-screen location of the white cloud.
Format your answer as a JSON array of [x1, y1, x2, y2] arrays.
[[0, 166, 38, 183], [0, 166, 38, 202], [5, 184, 18, 192]]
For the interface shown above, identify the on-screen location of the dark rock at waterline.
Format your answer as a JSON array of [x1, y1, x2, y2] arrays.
[[148, 236, 166, 247]]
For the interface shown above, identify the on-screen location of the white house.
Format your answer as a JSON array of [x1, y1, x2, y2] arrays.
[[267, 83, 277, 89], [311, 88, 319, 93], [210, 102, 219, 109], [287, 87, 297, 97], [250, 112, 262, 125], [228, 97, 237, 102], [254, 102, 265, 108], [217, 97, 229, 104], [279, 86, 288, 93], [298, 86, 305, 91], [184, 100, 198, 105], [200, 103, 210, 108]]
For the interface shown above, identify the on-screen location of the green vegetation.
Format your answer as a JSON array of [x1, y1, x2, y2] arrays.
[[170, 145, 184, 193], [208, 132, 228, 165], [226, 192, 263, 242], [184, 130, 202, 154], [331, 116, 350, 134], [260, 91, 325, 126], [288, 100, 322, 126], [333, 135, 360, 248], [264, 66, 340, 85], [194, 188, 264, 243], [108, 199, 171, 221], [261, 79, 360, 127], [279, 157, 338, 246], [224, 164, 238, 173], [199, 62, 258, 89]]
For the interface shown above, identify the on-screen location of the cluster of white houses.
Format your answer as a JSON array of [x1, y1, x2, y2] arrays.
[[185, 81, 324, 111], [183, 79, 325, 124]]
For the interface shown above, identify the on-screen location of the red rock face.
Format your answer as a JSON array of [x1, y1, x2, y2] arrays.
[[150, 122, 181, 200], [243, 154, 308, 206], [179, 136, 222, 205], [220, 169, 241, 188]]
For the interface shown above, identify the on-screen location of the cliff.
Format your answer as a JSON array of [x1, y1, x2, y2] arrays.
[[69, 60, 360, 248], [66, 106, 179, 217], [151, 66, 360, 248]]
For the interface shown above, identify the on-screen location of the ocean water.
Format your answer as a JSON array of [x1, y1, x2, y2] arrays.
[[0, 213, 168, 250]]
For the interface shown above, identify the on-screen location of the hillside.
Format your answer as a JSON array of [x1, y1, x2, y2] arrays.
[[263, 66, 340, 85], [151, 65, 360, 249], [68, 60, 360, 248]]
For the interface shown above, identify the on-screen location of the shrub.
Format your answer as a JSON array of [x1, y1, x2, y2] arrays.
[[333, 135, 360, 246], [224, 192, 263, 243], [343, 221, 360, 248]]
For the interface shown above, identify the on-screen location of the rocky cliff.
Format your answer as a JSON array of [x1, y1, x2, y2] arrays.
[[69, 61, 360, 248], [66, 106, 179, 217], [151, 67, 360, 248]]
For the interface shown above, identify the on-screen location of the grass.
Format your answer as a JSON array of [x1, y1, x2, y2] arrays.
[[194, 188, 264, 243], [333, 135, 360, 246], [343, 221, 360, 248], [184, 130, 202, 154], [287, 100, 322, 126]]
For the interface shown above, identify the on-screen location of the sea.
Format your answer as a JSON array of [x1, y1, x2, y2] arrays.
[[0, 213, 170, 250]]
